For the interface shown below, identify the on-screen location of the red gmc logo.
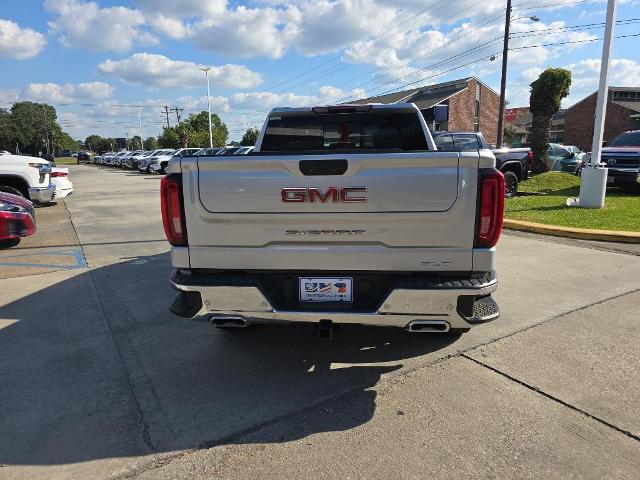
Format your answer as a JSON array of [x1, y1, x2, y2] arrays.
[[281, 187, 368, 203]]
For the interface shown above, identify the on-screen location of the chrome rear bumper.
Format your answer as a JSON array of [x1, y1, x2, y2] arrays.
[[170, 271, 499, 330], [29, 183, 56, 203]]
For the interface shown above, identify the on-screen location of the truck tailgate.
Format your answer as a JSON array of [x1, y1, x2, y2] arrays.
[[196, 152, 459, 213], [180, 151, 481, 272]]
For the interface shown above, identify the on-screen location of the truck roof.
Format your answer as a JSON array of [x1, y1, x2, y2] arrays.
[[268, 103, 422, 116]]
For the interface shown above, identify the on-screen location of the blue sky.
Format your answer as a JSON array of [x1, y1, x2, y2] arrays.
[[1, 0, 639, 142]]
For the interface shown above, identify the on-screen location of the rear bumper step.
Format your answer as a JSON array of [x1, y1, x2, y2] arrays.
[[170, 270, 499, 330]]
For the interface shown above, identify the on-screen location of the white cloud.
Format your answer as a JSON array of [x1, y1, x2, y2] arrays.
[[190, 5, 299, 59], [135, 0, 227, 18], [146, 14, 189, 40], [290, 0, 399, 56], [505, 57, 640, 108], [563, 58, 640, 106], [98, 53, 263, 89], [21, 82, 115, 104], [45, 0, 157, 52], [0, 19, 47, 60]]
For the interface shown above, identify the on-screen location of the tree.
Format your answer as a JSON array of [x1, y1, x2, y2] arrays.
[[157, 111, 228, 148], [55, 131, 79, 152], [9, 102, 60, 155], [0, 108, 17, 152], [503, 124, 518, 147], [241, 127, 260, 146], [85, 135, 117, 153], [0, 102, 84, 156], [529, 68, 571, 173], [130, 135, 143, 150], [143, 137, 157, 150], [85, 135, 103, 152]]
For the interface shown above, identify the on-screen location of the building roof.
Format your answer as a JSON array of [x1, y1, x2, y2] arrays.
[[565, 87, 640, 113], [350, 76, 498, 108], [351, 88, 421, 105], [612, 101, 640, 113], [610, 86, 640, 92]]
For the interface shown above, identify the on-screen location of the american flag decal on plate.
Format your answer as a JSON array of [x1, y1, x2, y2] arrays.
[[299, 277, 352, 302]]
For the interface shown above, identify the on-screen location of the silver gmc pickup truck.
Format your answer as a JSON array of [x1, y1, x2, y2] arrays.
[[163, 103, 504, 334]]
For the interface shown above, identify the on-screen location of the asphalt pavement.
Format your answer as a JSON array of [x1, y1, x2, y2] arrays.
[[0, 164, 638, 480]]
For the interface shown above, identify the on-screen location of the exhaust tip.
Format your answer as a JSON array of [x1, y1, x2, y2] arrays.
[[211, 316, 249, 328], [406, 320, 450, 333]]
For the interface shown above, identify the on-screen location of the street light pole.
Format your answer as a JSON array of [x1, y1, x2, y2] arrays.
[[496, 0, 512, 148], [199, 67, 213, 148], [578, 0, 617, 208], [138, 106, 143, 150]]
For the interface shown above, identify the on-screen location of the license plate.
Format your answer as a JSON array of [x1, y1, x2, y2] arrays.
[[299, 277, 352, 302]]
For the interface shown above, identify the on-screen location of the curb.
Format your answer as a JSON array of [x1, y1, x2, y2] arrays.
[[503, 219, 640, 244]]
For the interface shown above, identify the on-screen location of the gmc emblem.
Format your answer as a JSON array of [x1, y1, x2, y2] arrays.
[[281, 187, 368, 203]]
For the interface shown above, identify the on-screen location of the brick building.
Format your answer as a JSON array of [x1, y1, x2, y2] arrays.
[[352, 77, 501, 145], [507, 108, 566, 144], [563, 86, 640, 150]]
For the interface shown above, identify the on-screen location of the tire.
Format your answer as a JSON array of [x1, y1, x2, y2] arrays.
[[0, 186, 24, 197], [503, 171, 519, 198], [0, 238, 20, 249]]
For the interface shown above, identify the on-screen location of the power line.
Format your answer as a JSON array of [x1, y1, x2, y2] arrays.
[[326, 12, 507, 101], [510, 31, 640, 49], [510, 17, 640, 37], [513, 0, 591, 11], [332, 38, 503, 104], [263, 0, 452, 94]]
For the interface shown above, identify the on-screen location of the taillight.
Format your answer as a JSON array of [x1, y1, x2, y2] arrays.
[[161, 174, 187, 246], [527, 150, 534, 166], [50, 171, 67, 177], [475, 169, 505, 248]]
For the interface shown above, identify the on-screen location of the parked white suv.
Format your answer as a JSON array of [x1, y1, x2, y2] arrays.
[[138, 149, 175, 173], [149, 148, 201, 174], [0, 154, 55, 203]]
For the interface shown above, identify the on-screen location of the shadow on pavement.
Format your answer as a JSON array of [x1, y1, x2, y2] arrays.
[[0, 252, 461, 468]]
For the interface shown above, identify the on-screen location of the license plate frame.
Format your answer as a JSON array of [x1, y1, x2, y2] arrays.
[[299, 277, 353, 303]]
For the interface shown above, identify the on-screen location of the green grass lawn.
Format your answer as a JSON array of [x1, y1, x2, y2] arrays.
[[54, 157, 77, 165], [505, 172, 640, 232]]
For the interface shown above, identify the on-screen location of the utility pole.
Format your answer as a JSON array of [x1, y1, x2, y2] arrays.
[[199, 67, 214, 148], [578, 0, 617, 208], [170, 106, 183, 125], [163, 106, 170, 128], [496, 0, 512, 148]]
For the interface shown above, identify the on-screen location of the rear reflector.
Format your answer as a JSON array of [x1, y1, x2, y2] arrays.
[[475, 169, 505, 248], [161, 174, 187, 246]]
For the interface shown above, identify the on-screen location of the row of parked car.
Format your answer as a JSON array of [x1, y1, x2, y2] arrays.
[[88, 146, 255, 174]]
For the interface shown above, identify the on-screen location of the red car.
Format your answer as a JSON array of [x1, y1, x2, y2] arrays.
[[0, 191, 36, 248]]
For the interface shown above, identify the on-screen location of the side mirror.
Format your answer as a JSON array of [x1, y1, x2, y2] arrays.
[[570, 152, 576, 159]]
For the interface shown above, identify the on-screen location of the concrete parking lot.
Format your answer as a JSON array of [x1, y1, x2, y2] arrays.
[[1, 165, 639, 479]]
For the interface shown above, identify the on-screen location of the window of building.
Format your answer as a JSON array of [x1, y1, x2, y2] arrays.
[[612, 90, 640, 102]]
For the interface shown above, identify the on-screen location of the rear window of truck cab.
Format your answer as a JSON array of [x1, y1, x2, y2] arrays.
[[260, 112, 429, 152]]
